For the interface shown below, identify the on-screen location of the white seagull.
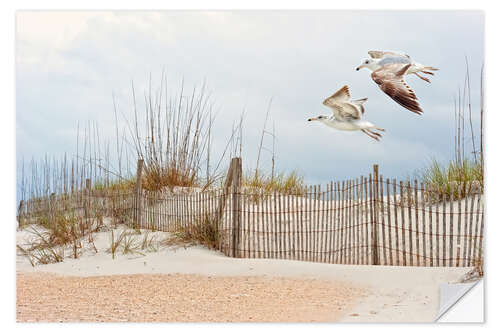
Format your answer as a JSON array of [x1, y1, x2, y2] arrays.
[[356, 50, 439, 115], [308, 85, 385, 141]]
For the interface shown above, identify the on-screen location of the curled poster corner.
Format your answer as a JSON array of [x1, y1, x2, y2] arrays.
[[436, 279, 483, 322]]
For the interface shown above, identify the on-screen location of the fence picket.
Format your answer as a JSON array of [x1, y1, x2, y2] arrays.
[[356, 179, 361, 265], [299, 189, 304, 261], [292, 191, 296, 260], [413, 180, 420, 266], [341, 181, 346, 264], [386, 179, 393, 266], [305, 187, 310, 261], [477, 196, 484, 273], [380, 176, 387, 265], [428, 184, 434, 267], [400, 181, 407, 266], [323, 184, 327, 262], [368, 175, 374, 265], [351, 180, 356, 264], [363, 177, 369, 265], [334, 181, 341, 264], [243, 188, 248, 258], [407, 181, 414, 266], [329, 182, 334, 263], [347, 180, 352, 264], [286, 189, 292, 260], [442, 191, 447, 267], [472, 194, 481, 267], [462, 190, 469, 267], [456, 186, 462, 267], [266, 191, 271, 259], [420, 182, 426, 267], [449, 185, 454, 267], [314, 185, 319, 262], [467, 193, 475, 266], [273, 191, 278, 259], [256, 190, 261, 259], [372, 167, 380, 265]]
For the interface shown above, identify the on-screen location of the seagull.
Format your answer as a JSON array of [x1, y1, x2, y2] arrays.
[[308, 85, 385, 141], [356, 50, 439, 115]]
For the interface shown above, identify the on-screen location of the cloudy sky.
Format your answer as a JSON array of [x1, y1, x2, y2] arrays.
[[16, 10, 484, 186]]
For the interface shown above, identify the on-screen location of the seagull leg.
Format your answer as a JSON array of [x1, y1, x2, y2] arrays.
[[367, 129, 382, 138], [415, 73, 431, 83], [374, 127, 385, 132], [361, 129, 380, 141]]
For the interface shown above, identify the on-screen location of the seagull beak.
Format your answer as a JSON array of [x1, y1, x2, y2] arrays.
[[308, 117, 317, 122], [356, 66, 360, 71]]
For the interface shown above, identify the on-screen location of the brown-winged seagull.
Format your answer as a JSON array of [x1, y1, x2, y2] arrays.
[[356, 50, 439, 115], [308, 85, 385, 141]]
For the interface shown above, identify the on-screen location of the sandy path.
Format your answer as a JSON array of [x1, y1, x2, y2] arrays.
[[16, 272, 367, 322]]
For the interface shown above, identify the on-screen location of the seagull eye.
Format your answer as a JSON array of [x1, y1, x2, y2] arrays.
[[365, 60, 369, 64]]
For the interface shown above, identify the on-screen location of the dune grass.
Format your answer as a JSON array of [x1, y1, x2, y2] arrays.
[[17, 244, 64, 266], [17, 211, 105, 265], [166, 214, 221, 250], [417, 62, 484, 204], [244, 170, 306, 195], [139, 230, 162, 252], [93, 178, 136, 192], [108, 228, 168, 259], [418, 158, 483, 202]]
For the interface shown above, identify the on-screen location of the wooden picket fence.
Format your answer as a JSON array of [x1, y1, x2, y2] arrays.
[[18, 158, 484, 268]]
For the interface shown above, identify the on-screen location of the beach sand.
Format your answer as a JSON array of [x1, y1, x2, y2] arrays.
[[16, 272, 366, 322], [16, 224, 472, 322]]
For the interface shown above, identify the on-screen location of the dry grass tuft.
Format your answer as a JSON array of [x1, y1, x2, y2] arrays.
[[108, 228, 148, 258], [242, 170, 306, 203], [126, 77, 233, 192], [418, 158, 483, 203], [93, 179, 136, 192], [244, 170, 305, 194], [17, 214, 104, 265], [139, 230, 162, 252], [165, 214, 222, 250]]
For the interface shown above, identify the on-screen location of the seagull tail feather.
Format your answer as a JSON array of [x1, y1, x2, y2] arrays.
[[423, 66, 439, 71], [352, 98, 368, 105]]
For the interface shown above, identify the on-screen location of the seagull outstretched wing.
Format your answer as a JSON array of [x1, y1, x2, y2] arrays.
[[368, 50, 410, 59], [322, 85, 363, 120], [371, 63, 423, 115]]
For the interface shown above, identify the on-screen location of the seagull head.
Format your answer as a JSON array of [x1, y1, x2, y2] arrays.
[[356, 59, 378, 71], [308, 115, 329, 122]]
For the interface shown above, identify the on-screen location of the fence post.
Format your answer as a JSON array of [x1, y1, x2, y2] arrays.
[[231, 157, 242, 258], [372, 164, 380, 265], [217, 159, 235, 222], [214, 158, 237, 255], [135, 159, 144, 229]]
